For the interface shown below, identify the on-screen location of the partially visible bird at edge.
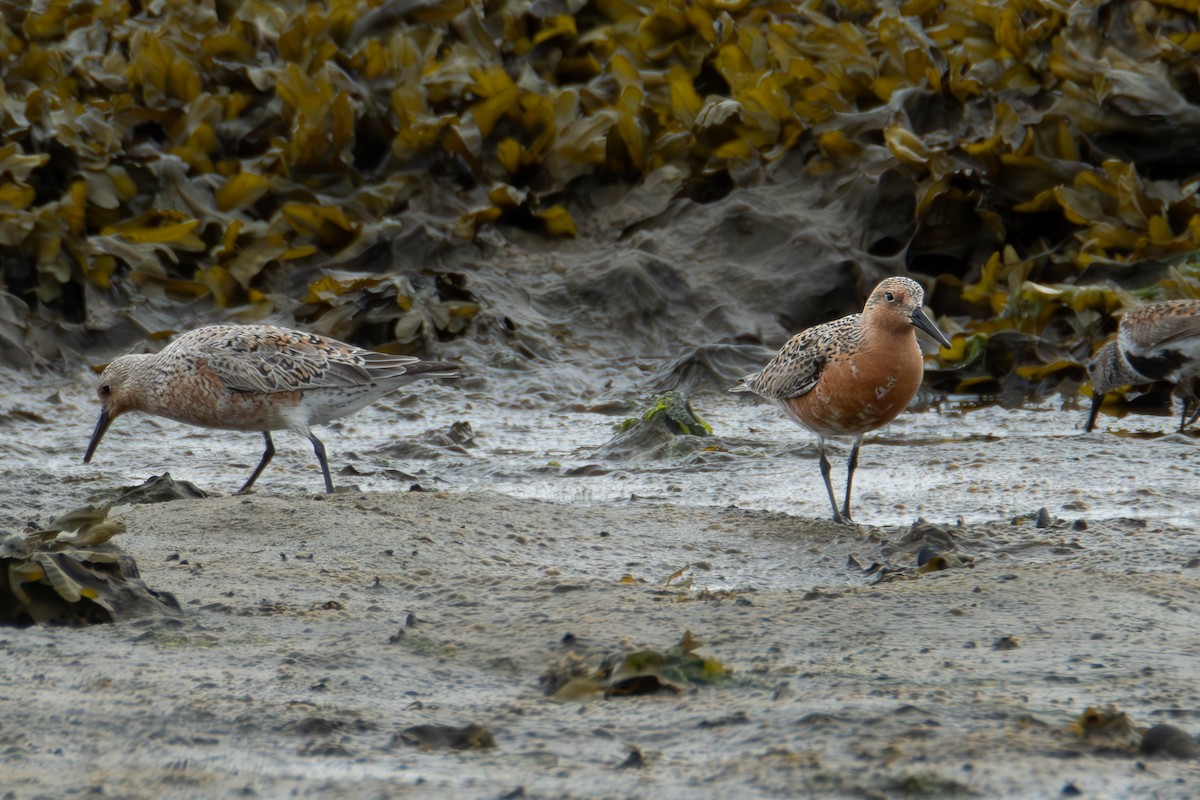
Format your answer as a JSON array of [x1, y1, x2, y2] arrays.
[[84, 324, 460, 494], [731, 276, 952, 525], [1085, 298, 1200, 433]]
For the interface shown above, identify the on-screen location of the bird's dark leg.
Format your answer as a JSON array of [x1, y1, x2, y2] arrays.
[[1185, 402, 1200, 430], [308, 432, 335, 493], [818, 441, 847, 525], [1180, 379, 1200, 431], [1084, 392, 1104, 432], [238, 432, 275, 494], [841, 436, 862, 523]]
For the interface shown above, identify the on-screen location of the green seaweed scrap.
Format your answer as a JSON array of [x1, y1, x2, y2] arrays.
[[618, 390, 712, 436]]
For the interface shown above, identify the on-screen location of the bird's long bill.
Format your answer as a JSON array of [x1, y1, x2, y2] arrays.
[[910, 306, 953, 350], [83, 408, 112, 464], [1084, 393, 1104, 433]]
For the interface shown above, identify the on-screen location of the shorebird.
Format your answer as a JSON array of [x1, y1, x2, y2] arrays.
[[84, 324, 459, 493], [731, 276, 951, 524], [1085, 299, 1200, 433]]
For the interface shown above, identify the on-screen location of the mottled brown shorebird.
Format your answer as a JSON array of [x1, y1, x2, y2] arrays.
[[731, 276, 951, 524], [1085, 299, 1200, 432], [84, 324, 459, 493]]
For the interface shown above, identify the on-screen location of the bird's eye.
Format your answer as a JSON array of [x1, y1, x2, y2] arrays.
[[101, 384, 111, 395], [885, 291, 895, 302]]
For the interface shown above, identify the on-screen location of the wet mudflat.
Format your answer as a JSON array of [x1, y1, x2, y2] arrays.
[[5, 3, 1200, 794], [2, 493, 1199, 798], [5, 363, 1200, 528], [2, 369, 1200, 798]]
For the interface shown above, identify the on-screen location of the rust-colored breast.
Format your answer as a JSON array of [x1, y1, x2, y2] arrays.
[[147, 358, 302, 432], [780, 333, 923, 437]]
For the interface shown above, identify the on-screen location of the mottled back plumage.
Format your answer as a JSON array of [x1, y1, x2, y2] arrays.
[[1119, 299, 1200, 355], [732, 313, 861, 400], [166, 326, 455, 394]]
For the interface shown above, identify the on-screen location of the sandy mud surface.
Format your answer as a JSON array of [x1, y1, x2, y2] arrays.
[[3, 362, 1200, 798], [4, 478, 1200, 798]]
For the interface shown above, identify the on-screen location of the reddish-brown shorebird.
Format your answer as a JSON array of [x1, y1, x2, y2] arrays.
[[84, 324, 459, 494], [1086, 299, 1200, 433], [731, 276, 951, 524]]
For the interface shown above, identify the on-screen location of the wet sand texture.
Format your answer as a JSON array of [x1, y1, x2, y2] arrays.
[[4, 491, 1200, 798]]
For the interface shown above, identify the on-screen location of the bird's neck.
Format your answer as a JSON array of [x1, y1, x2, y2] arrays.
[[1112, 346, 1146, 385], [121, 354, 169, 413], [860, 308, 915, 345]]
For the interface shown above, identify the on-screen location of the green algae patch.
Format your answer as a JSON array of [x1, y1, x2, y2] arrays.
[[617, 390, 712, 437]]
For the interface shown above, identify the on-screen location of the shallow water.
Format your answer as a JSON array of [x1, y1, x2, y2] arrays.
[[3, 362, 1197, 548]]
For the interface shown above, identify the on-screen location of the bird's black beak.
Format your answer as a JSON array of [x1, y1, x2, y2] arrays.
[[84, 408, 112, 464], [1084, 392, 1103, 433], [910, 306, 952, 350]]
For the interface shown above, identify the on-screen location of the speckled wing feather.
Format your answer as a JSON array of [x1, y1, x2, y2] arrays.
[[1120, 300, 1200, 354], [166, 326, 438, 394], [732, 318, 853, 400]]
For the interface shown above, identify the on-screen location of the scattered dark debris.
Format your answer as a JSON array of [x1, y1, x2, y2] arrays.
[[916, 546, 940, 567], [698, 710, 750, 729], [544, 630, 730, 701], [395, 722, 495, 751], [865, 519, 976, 584], [539, 651, 598, 698], [617, 745, 645, 770], [298, 740, 353, 757], [1012, 508, 1069, 529], [1139, 724, 1200, 759], [890, 771, 973, 797], [421, 420, 477, 451], [1069, 706, 1142, 753]]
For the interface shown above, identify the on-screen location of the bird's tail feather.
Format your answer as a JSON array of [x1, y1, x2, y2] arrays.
[[728, 373, 759, 393], [402, 361, 461, 379]]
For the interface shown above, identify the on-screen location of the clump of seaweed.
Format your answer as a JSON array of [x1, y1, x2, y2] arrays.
[[598, 390, 714, 461], [2, 1, 1199, 394], [0, 504, 180, 626], [544, 630, 730, 699]]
